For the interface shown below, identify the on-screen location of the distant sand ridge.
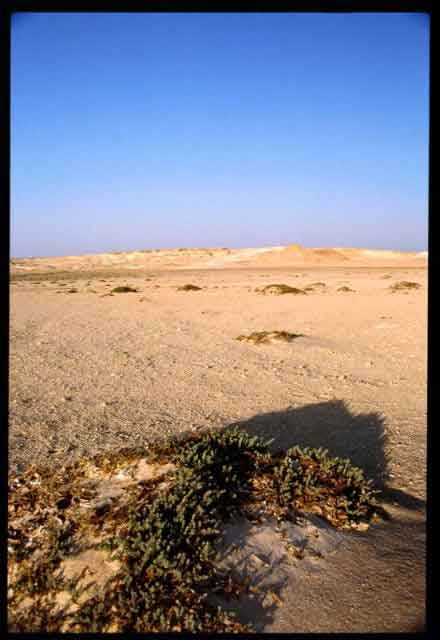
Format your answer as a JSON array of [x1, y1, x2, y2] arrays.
[[11, 244, 427, 273]]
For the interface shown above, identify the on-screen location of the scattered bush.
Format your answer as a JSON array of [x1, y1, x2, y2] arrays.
[[389, 281, 421, 292], [111, 286, 138, 293], [337, 286, 355, 292], [70, 430, 267, 632], [303, 283, 327, 293], [235, 330, 303, 344], [274, 446, 378, 526], [177, 284, 202, 291], [257, 284, 306, 295], [8, 429, 379, 633]]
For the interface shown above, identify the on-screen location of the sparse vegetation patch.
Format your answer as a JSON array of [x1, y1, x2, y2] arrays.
[[337, 286, 355, 292], [303, 282, 327, 292], [257, 284, 307, 295], [274, 446, 378, 526], [8, 429, 379, 633], [177, 284, 202, 291], [110, 286, 138, 293], [389, 281, 421, 292], [235, 330, 303, 345]]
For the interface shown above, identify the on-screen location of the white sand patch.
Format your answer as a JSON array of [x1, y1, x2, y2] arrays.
[[217, 514, 346, 586]]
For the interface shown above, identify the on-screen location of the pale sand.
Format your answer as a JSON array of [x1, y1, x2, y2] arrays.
[[9, 246, 427, 632]]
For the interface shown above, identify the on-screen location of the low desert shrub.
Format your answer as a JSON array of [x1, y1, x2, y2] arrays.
[[274, 446, 378, 526], [257, 284, 306, 295], [177, 284, 202, 291], [235, 330, 303, 344], [111, 286, 138, 293], [69, 430, 268, 632], [8, 429, 378, 633], [389, 281, 421, 292], [303, 283, 327, 293]]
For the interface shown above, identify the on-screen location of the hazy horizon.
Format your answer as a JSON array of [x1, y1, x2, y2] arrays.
[[12, 13, 429, 258]]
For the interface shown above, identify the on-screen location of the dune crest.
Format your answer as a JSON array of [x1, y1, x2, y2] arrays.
[[11, 244, 427, 273]]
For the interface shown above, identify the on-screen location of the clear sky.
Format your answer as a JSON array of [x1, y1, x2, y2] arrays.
[[11, 12, 430, 258]]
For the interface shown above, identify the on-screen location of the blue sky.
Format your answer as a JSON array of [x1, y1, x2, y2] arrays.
[[11, 12, 430, 257]]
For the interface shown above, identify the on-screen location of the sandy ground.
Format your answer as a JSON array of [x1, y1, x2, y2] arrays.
[[9, 248, 427, 632]]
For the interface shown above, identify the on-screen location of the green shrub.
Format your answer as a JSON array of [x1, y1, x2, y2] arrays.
[[274, 446, 378, 525], [70, 430, 268, 632], [8, 429, 378, 632]]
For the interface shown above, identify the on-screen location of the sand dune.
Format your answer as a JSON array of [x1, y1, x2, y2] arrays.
[[11, 244, 427, 273]]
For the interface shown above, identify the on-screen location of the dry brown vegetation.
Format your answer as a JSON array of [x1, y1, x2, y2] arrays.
[[389, 281, 421, 292], [235, 331, 304, 345], [177, 284, 202, 291], [257, 284, 307, 295], [110, 286, 138, 293]]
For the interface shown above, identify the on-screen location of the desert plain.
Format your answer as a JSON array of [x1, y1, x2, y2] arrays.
[[9, 244, 427, 632]]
